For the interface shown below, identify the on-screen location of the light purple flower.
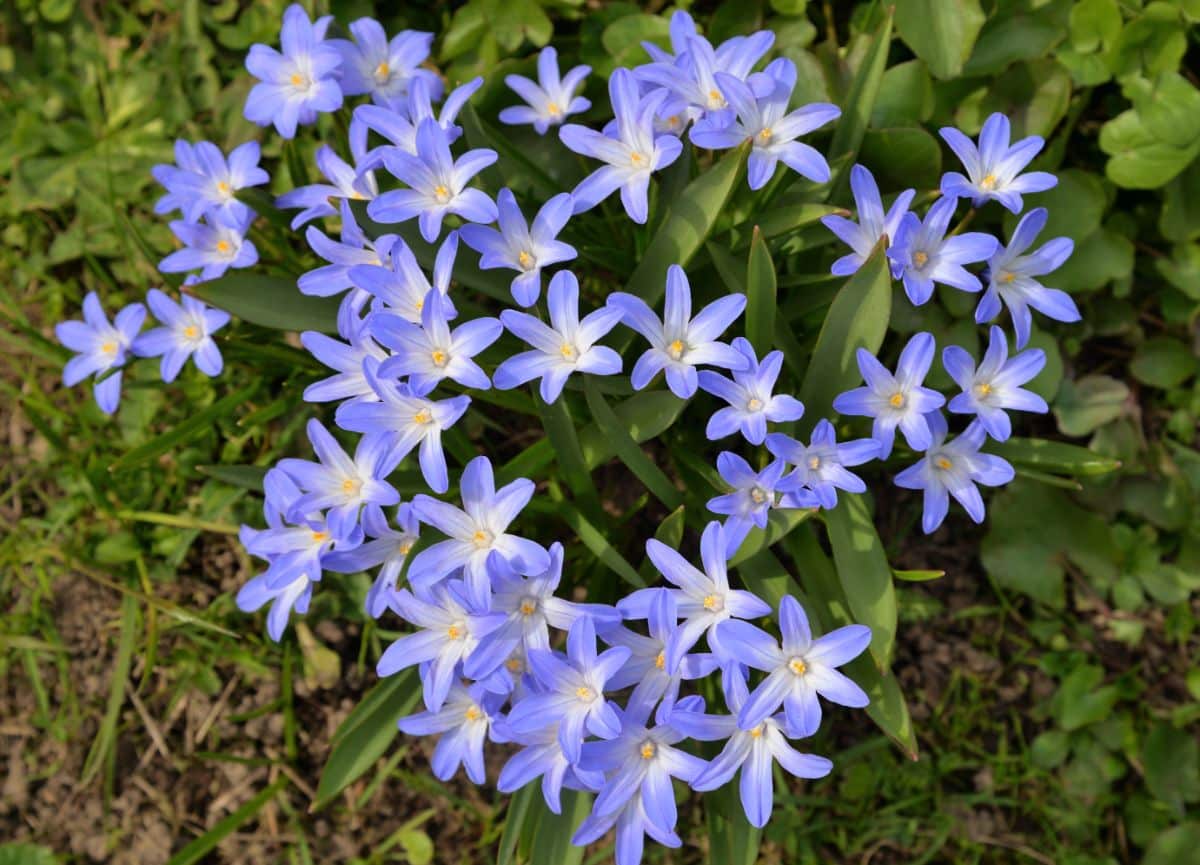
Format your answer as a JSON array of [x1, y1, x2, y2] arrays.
[[832, 332, 946, 458], [706, 452, 788, 557], [132, 289, 230, 383], [300, 316, 389, 405], [151, 140, 268, 225], [821, 164, 915, 277], [638, 31, 774, 127], [765, 420, 880, 510], [500, 46, 591, 135], [944, 325, 1048, 441], [608, 265, 747, 399], [276, 143, 379, 230], [940, 113, 1058, 213], [55, 291, 146, 415], [324, 503, 421, 619], [298, 202, 399, 298], [329, 18, 440, 111], [351, 230, 460, 325], [354, 76, 482, 168], [396, 681, 504, 784], [698, 337, 804, 444], [887, 197, 1000, 306], [159, 212, 258, 281]]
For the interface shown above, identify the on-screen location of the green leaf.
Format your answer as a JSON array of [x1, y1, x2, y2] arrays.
[[1125, 71, 1200, 150], [1131, 336, 1197, 389], [962, 0, 1072, 77], [578, 391, 686, 470], [496, 783, 537, 865], [859, 127, 943, 190], [186, 273, 340, 333], [461, 102, 561, 201], [1161, 157, 1200, 243], [744, 227, 777, 356], [826, 8, 894, 195], [956, 59, 1073, 141], [0, 844, 58, 865], [1143, 723, 1200, 815], [536, 392, 603, 520], [81, 593, 137, 785], [894, 0, 985, 79], [871, 60, 934, 128], [823, 495, 898, 670], [655, 505, 687, 547], [167, 777, 288, 865], [314, 670, 421, 810], [1053, 375, 1130, 436], [894, 568, 945, 581], [1001, 168, 1106, 244], [196, 464, 267, 490], [797, 241, 891, 435], [1100, 108, 1200, 190], [584, 380, 682, 511], [534, 498, 644, 588], [990, 438, 1122, 477], [528, 789, 590, 865], [1143, 823, 1200, 865], [728, 506, 819, 567], [751, 202, 845, 243], [705, 781, 761, 865]]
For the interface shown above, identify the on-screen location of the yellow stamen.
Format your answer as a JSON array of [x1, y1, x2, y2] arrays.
[[505, 657, 523, 673], [975, 382, 993, 397], [979, 173, 997, 190], [807, 456, 821, 470], [465, 705, 481, 721], [216, 180, 231, 196], [630, 151, 646, 167], [518, 250, 535, 270], [290, 72, 305, 87], [182, 324, 199, 340], [472, 529, 493, 548], [311, 530, 329, 543], [398, 539, 414, 555], [913, 251, 929, 268], [935, 456, 953, 471], [100, 341, 118, 355], [414, 298, 425, 312], [519, 599, 537, 616], [576, 686, 595, 702], [750, 487, 767, 505], [413, 409, 432, 424], [666, 339, 685, 360], [757, 127, 772, 142], [546, 100, 561, 116], [654, 651, 665, 670], [748, 725, 764, 738], [215, 239, 232, 254], [889, 392, 906, 408], [702, 594, 721, 612], [559, 343, 576, 360], [1001, 272, 1016, 284], [433, 184, 451, 203], [665, 115, 680, 128], [707, 88, 725, 108], [746, 397, 763, 411], [789, 658, 808, 676], [374, 61, 390, 80], [447, 625, 462, 640], [640, 742, 656, 760], [341, 477, 361, 495], [430, 349, 448, 367]]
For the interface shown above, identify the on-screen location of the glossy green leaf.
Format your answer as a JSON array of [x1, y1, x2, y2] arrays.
[[461, 102, 561, 201], [186, 273, 340, 333], [860, 127, 943, 190], [536, 392, 603, 519], [314, 670, 421, 810], [535, 498, 644, 588], [496, 783, 537, 865], [1143, 823, 1200, 865], [750, 202, 844, 243], [824, 495, 898, 670], [1100, 107, 1200, 190], [705, 781, 761, 865], [584, 380, 682, 510], [991, 438, 1122, 477], [797, 241, 891, 435], [894, 0, 985, 79], [826, 8, 894, 195], [1053, 375, 1131, 436], [529, 789, 590, 865], [655, 504, 687, 547], [894, 568, 945, 582], [167, 776, 288, 865], [1131, 336, 1198, 389], [745, 227, 777, 356], [578, 391, 686, 469], [729, 506, 819, 567]]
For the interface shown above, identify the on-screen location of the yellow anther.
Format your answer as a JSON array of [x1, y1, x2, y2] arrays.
[[654, 651, 666, 670], [913, 251, 929, 268], [341, 477, 361, 495], [979, 173, 997, 190], [290, 72, 305, 87], [757, 127, 772, 142], [630, 151, 646, 167], [447, 625, 462, 640], [889, 392, 906, 408], [788, 657, 808, 676], [935, 456, 953, 471], [808, 456, 821, 470], [398, 539, 415, 555], [433, 184, 451, 203], [747, 397, 763, 411], [576, 686, 595, 702], [182, 324, 199, 340], [216, 180, 231, 196], [640, 742, 656, 760], [414, 298, 425, 312], [702, 594, 721, 612], [547, 101, 561, 116], [518, 250, 535, 270], [559, 343, 576, 360], [465, 705, 481, 721], [519, 599, 537, 616], [472, 529, 493, 548], [666, 339, 685, 360], [374, 61, 390, 80], [505, 657, 523, 673], [750, 487, 767, 505], [215, 239, 232, 254], [100, 341, 118, 355], [431, 349, 448, 367], [665, 115, 680, 128], [748, 725, 764, 738], [707, 88, 725, 108], [1001, 271, 1016, 284], [413, 409, 432, 425], [975, 382, 993, 397], [311, 530, 330, 543]]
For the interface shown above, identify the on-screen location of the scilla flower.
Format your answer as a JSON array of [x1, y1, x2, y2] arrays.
[[330, 19, 440, 111], [500, 46, 591, 134], [351, 231, 459, 325], [370, 119, 498, 243], [243, 4, 343, 139], [354, 77, 481, 166], [159, 212, 257, 281], [559, 68, 683, 224], [832, 332, 946, 458], [300, 318, 389, 406], [706, 452, 787, 556], [55, 292, 146, 415], [132, 289, 230, 383], [978, 207, 1078, 349], [698, 337, 804, 444], [608, 265, 747, 400], [638, 32, 774, 127], [151, 140, 268, 225], [765, 420, 880, 510], [460, 189, 577, 307], [820, 165, 914, 277], [940, 113, 1057, 213], [887, 196, 1000, 306], [324, 504, 420, 619], [943, 326, 1048, 441], [495, 720, 605, 815], [298, 202, 398, 298], [894, 413, 1015, 533], [276, 143, 378, 229], [718, 594, 871, 737], [396, 681, 503, 784], [494, 270, 624, 403]]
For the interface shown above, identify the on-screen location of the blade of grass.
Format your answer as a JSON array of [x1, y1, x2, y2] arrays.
[[167, 775, 289, 865]]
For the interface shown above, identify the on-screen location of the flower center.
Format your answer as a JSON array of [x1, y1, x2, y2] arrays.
[[748, 724, 764, 738], [788, 657, 808, 676], [664, 115, 680, 128], [979, 173, 998, 190], [575, 686, 595, 702], [707, 88, 725, 109], [746, 397, 763, 411], [913, 250, 929, 268], [808, 456, 821, 470], [702, 593, 723, 612], [546, 100, 561, 116], [464, 705, 481, 721], [519, 598, 537, 616], [447, 624, 463, 640], [559, 342, 577, 361], [414, 297, 425, 313], [757, 127, 772, 143], [182, 324, 200, 340], [517, 250, 535, 270], [215, 239, 232, 255], [413, 409, 432, 425], [750, 486, 767, 505], [666, 339, 685, 360], [1000, 271, 1016, 284], [935, 456, 953, 471], [216, 180, 232, 198], [398, 539, 414, 555], [432, 184, 451, 204], [341, 477, 362, 495], [889, 392, 906, 409], [100, 341, 118, 355], [311, 530, 329, 544], [640, 741, 656, 760], [472, 529, 494, 549], [654, 651, 665, 670], [374, 61, 391, 82], [430, 349, 448, 367], [975, 382, 993, 398], [505, 657, 523, 673], [290, 72, 307, 88], [630, 151, 647, 167]]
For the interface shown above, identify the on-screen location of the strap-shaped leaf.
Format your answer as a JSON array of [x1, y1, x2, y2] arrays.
[[826, 8, 895, 199], [750, 201, 847, 243], [531, 497, 644, 588], [797, 240, 892, 435], [528, 788, 590, 865], [823, 494, 898, 670], [991, 437, 1123, 477], [186, 272, 340, 333], [536, 391, 603, 520], [585, 379, 683, 510], [705, 781, 761, 865], [744, 227, 777, 356], [167, 776, 289, 865]]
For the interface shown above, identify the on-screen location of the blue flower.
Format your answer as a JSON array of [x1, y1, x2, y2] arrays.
[[55, 291, 146, 415], [673, 666, 833, 827], [690, 60, 840, 189], [717, 594, 871, 737], [940, 113, 1058, 213], [335, 362, 470, 494], [350, 231, 460, 325], [298, 202, 399, 298], [944, 325, 1048, 441], [370, 119, 498, 243], [329, 18, 440, 111], [572, 694, 708, 859], [460, 189, 577, 307], [618, 521, 771, 671], [354, 77, 482, 168], [243, 4, 343, 139], [832, 332, 947, 458], [765, 419, 880, 510], [325, 503, 421, 619], [977, 207, 1078, 349], [559, 69, 683, 224], [698, 337, 804, 444], [820, 165, 915, 277], [276, 143, 378, 230], [494, 271, 624, 403], [151, 140, 268, 225], [637, 31, 775, 127], [506, 616, 631, 764], [159, 212, 258, 281], [132, 289, 230, 383], [377, 579, 506, 711], [608, 265, 747, 399], [373, 289, 502, 395], [707, 452, 788, 557], [495, 719, 606, 815], [408, 456, 550, 607], [396, 681, 504, 784], [887, 197, 1000, 306], [894, 414, 1015, 533], [602, 589, 718, 721], [277, 419, 402, 541], [300, 316, 389, 405], [500, 46, 591, 135]]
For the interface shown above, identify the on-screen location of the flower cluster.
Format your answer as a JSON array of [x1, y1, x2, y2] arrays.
[[52, 5, 1084, 860]]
